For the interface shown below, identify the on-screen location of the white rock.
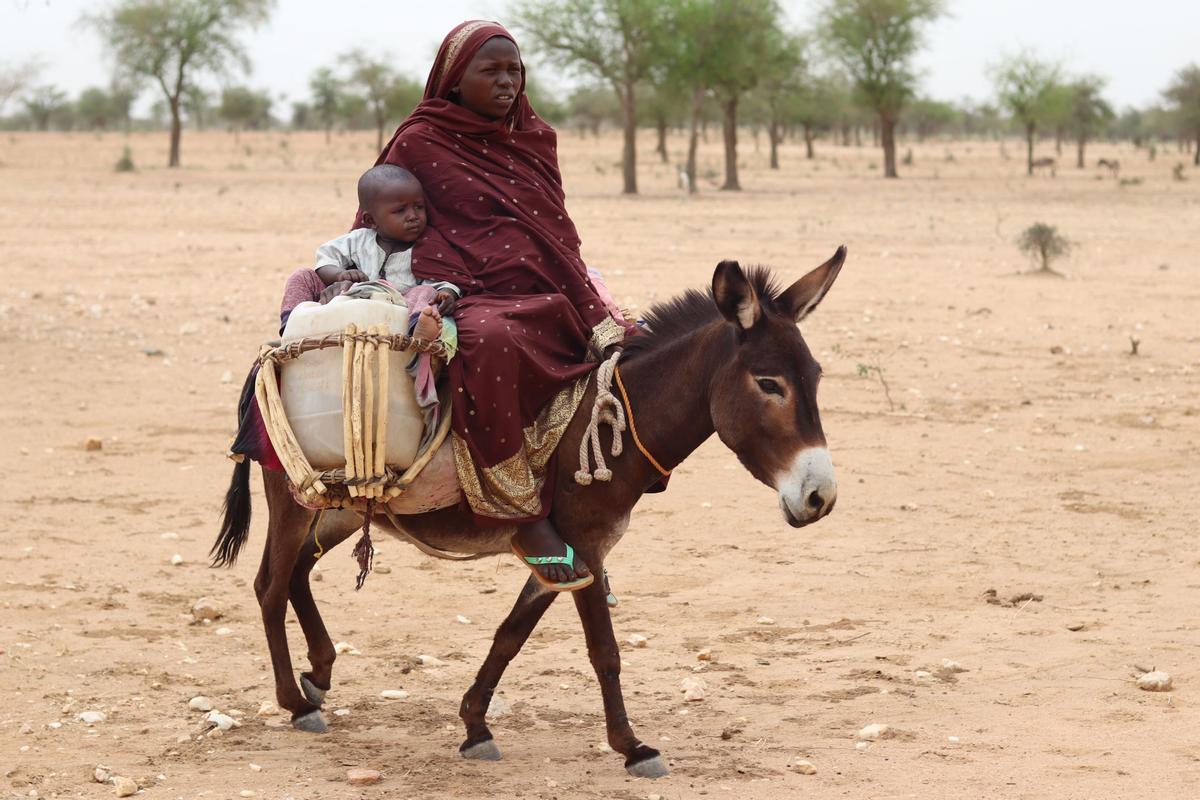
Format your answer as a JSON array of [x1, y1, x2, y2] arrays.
[[220, 370, 234, 384], [756, 616, 775, 626], [334, 708, 350, 717], [855, 741, 869, 750], [1137, 671, 1173, 692], [914, 670, 932, 679], [239, 791, 255, 798], [334, 641, 360, 655], [380, 690, 409, 700], [680, 676, 707, 702], [256, 701, 279, 717], [206, 711, 239, 731], [113, 776, 138, 797], [170, 553, 184, 566], [160, 532, 179, 540], [696, 648, 713, 661], [214, 626, 233, 636], [188, 696, 213, 712], [791, 759, 817, 775], [416, 654, 447, 667], [941, 658, 967, 673], [18, 722, 33, 734], [455, 614, 471, 624], [486, 695, 513, 719], [77, 711, 107, 725], [191, 597, 222, 622], [857, 723, 891, 740], [628, 634, 649, 648], [248, 763, 262, 772], [93, 765, 112, 783]]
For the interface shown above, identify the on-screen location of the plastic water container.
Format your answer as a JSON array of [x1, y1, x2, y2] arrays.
[[280, 296, 424, 470]]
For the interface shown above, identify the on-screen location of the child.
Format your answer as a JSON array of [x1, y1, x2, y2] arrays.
[[313, 163, 458, 342]]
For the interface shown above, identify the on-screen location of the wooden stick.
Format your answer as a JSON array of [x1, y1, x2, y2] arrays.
[[363, 326, 377, 498], [350, 330, 367, 498], [374, 324, 390, 499], [342, 324, 358, 497], [257, 361, 325, 497]]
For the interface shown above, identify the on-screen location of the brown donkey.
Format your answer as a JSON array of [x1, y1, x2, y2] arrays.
[[212, 249, 846, 778]]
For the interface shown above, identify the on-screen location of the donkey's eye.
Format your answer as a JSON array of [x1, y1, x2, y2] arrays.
[[756, 377, 784, 396]]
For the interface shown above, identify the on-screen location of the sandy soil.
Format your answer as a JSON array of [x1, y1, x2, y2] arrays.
[[1, 128, 1198, 800]]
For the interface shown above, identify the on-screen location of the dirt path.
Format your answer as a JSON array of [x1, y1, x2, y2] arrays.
[[1, 130, 1198, 799]]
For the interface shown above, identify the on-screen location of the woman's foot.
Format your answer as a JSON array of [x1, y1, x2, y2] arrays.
[[512, 520, 592, 591], [413, 305, 442, 340]]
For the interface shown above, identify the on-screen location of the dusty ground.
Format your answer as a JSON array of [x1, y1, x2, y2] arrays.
[[1, 127, 1198, 800]]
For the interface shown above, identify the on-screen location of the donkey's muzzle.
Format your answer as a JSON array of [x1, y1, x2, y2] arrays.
[[777, 447, 837, 528]]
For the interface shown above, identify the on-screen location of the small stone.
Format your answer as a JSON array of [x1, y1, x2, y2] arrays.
[[416, 654, 447, 667], [84, 436, 103, 451], [256, 701, 279, 717], [456, 614, 471, 624], [191, 597, 222, 622], [248, 763, 262, 772], [791, 759, 817, 775], [334, 708, 350, 716], [940, 659, 966, 673], [486, 695, 513, 719], [648, 794, 663, 800], [220, 370, 234, 384], [680, 676, 707, 702], [170, 554, 184, 566], [94, 765, 112, 783], [334, 641, 360, 655], [948, 735, 960, 743], [696, 648, 713, 661], [380, 690, 409, 700], [188, 696, 213, 712], [160, 532, 179, 540], [900, 503, 918, 511], [374, 565, 392, 574], [1137, 671, 1172, 692], [19, 722, 33, 734], [214, 626, 233, 636], [857, 723, 891, 740], [914, 670, 932, 679], [78, 711, 107, 725], [206, 711, 238, 731], [855, 741, 869, 750], [113, 776, 138, 797], [756, 616, 775, 626], [239, 791, 255, 798], [628, 633, 648, 648], [1066, 622, 1085, 632], [346, 768, 382, 786]]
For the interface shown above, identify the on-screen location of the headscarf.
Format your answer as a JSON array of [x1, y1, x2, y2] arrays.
[[360, 20, 610, 329]]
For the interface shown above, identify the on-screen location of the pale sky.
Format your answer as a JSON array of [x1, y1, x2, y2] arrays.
[[2, 0, 1197, 113]]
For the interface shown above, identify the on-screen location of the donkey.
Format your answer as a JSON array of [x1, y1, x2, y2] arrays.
[[212, 249, 846, 778]]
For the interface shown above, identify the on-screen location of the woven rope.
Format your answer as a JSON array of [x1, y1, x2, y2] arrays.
[[259, 331, 446, 366], [574, 350, 625, 485]]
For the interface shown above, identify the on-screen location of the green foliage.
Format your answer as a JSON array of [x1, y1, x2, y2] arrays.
[[76, 87, 117, 129], [1017, 222, 1071, 273], [21, 85, 68, 131], [819, 0, 944, 118], [217, 86, 272, 129], [566, 84, 621, 133], [1163, 64, 1200, 134], [308, 67, 343, 134], [343, 49, 420, 149], [115, 145, 136, 172], [1067, 75, 1113, 137], [904, 96, 959, 138], [0, 59, 42, 115], [989, 52, 1061, 129]]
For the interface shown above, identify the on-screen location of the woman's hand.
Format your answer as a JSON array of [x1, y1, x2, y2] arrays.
[[434, 290, 458, 316]]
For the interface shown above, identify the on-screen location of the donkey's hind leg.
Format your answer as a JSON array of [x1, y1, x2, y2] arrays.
[[288, 510, 359, 706], [459, 576, 558, 761], [259, 470, 324, 732]]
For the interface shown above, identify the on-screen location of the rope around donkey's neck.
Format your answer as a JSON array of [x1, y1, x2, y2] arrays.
[[575, 350, 625, 485]]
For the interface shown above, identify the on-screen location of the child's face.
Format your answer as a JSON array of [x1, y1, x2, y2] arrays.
[[364, 180, 427, 243]]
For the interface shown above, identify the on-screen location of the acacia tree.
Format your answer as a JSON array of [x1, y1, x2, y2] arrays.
[[0, 59, 41, 115], [308, 67, 342, 143], [820, 0, 943, 178], [76, 87, 116, 130], [755, 31, 808, 170], [22, 86, 68, 131], [218, 86, 272, 132], [513, 0, 671, 194], [1164, 64, 1200, 166], [88, 0, 273, 167], [989, 52, 1061, 176], [1067, 76, 1113, 168], [344, 51, 395, 151]]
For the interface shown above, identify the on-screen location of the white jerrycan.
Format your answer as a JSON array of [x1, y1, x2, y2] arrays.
[[280, 295, 424, 470]]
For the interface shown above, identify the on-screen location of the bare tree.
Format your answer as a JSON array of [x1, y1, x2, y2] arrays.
[[0, 58, 41, 115], [820, 0, 944, 178], [87, 0, 273, 167]]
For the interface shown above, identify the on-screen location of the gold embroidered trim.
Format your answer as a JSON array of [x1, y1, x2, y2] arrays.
[[435, 21, 492, 95], [588, 317, 625, 359], [453, 375, 589, 518]]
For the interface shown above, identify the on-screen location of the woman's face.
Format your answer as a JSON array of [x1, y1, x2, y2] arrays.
[[455, 36, 522, 120]]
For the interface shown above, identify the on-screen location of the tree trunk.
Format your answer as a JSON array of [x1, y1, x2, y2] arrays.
[[881, 112, 897, 179], [1076, 135, 1086, 169], [804, 122, 814, 159], [1026, 121, 1035, 176], [1194, 131, 1200, 165], [854, 126, 862, 147], [168, 96, 182, 168], [375, 116, 384, 153], [620, 79, 638, 195], [768, 118, 780, 170], [872, 122, 879, 147], [655, 112, 668, 164], [685, 85, 702, 194], [1055, 126, 1063, 155], [325, 125, 332, 145], [840, 125, 850, 146], [720, 96, 740, 191]]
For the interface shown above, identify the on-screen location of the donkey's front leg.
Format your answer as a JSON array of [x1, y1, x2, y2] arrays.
[[573, 577, 668, 778], [459, 576, 557, 761]]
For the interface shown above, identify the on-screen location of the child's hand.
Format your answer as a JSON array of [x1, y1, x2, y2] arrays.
[[337, 269, 368, 283], [434, 290, 457, 316]]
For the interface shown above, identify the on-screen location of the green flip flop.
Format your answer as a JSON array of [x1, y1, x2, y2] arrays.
[[513, 542, 595, 592]]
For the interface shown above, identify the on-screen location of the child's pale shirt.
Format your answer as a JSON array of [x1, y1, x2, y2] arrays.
[[314, 228, 459, 296]]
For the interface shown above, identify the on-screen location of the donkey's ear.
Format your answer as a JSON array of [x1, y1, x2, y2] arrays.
[[712, 260, 760, 330], [779, 246, 846, 323]]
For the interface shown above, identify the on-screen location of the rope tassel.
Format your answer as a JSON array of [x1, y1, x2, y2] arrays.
[[575, 351, 626, 485]]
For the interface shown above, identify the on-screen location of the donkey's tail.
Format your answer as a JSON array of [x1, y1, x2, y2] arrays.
[[211, 457, 252, 567]]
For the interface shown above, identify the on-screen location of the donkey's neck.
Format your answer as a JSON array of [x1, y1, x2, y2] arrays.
[[618, 322, 729, 480]]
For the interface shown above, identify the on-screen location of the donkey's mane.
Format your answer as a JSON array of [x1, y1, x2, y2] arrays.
[[620, 265, 784, 361]]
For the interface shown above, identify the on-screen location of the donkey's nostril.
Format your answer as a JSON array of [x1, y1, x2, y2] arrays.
[[806, 490, 824, 510]]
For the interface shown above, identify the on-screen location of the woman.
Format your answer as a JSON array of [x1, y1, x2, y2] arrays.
[[364, 21, 627, 591]]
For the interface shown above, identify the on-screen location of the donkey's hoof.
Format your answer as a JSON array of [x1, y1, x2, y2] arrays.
[[625, 754, 669, 779], [299, 673, 327, 706], [459, 738, 502, 761], [291, 710, 328, 734]]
